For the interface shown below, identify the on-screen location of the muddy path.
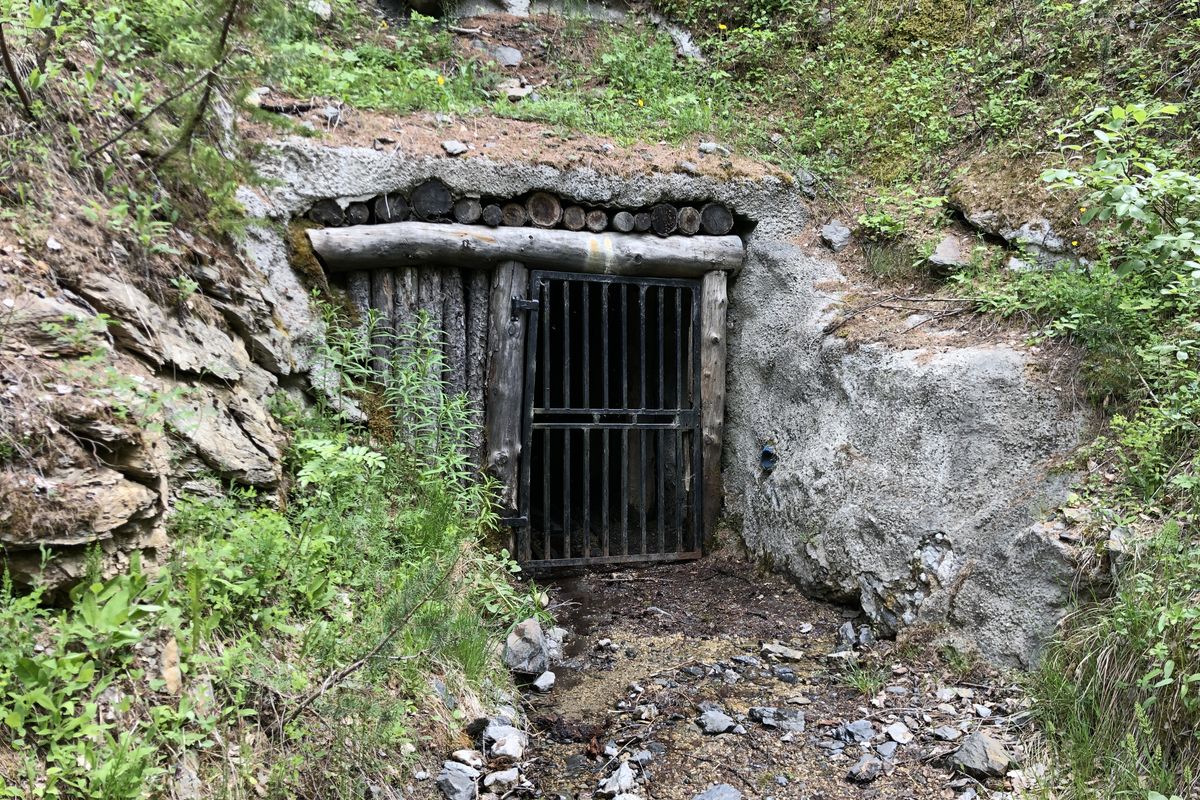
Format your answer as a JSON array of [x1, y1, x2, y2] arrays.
[[516, 550, 1029, 800]]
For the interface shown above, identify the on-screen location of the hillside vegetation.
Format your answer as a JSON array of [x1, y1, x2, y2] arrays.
[[0, 0, 1197, 797]]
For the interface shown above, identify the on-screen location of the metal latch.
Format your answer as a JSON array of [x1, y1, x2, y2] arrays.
[[511, 297, 539, 314]]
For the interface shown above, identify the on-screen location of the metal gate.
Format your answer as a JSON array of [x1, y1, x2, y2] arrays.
[[517, 271, 703, 569]]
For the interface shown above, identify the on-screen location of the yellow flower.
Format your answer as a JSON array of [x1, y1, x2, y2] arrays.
[[718, 22, 728, 30], [637, 98, 644, 107], [1071, 240, 1079, 246], [437, 75, 445, 86], [1079, 206, 1087, 213]]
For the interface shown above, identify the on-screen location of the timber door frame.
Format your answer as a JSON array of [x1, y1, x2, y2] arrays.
[[516, 270, 705, 569]]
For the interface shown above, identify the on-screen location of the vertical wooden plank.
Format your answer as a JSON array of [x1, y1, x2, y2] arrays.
[[393, 267, 419, 342], [700, 271, 728, 546], [417, 267, 445, 442], [465, 271, 490, 467], [369, 269, 395, 378], [441, 268, 468, 398], [347, 271, 371, 318], [484, 260, 529, 514]]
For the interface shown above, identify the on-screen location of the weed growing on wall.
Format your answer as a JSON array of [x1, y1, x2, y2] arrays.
[[955, 103, 1200, 797], [0, 308, 541, 799]]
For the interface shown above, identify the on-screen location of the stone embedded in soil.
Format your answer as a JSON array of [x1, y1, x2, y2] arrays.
[[885, 721, 914, 744], [442, 140, 468, 156], [436, 761, 479, 800], [821, 219, 852, 251], [837, 621, 857, 650], [948, 732, 1014, 779], [597, 762, 636, 796], [839, 719, 876, 743], [771, 665, 798, 684], [489, 45, 523, 67], [691, 784, 742, 800], [749, 706, 806, 733], [847, 753, 883, 783], [697, 703, 737, 734], [503, 618, 550, 674], [876, 741, 898, 760], [761, 641, 805, 661], [483, 768, 519, 790], [483, 723, 528, 761], [933, 726, 963, 741], [533, 671, 556, 692]]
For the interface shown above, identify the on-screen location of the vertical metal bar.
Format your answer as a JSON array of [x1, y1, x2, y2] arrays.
[[519, 276, 541, 565], [582, 283, 590, 559], [639, 286, 647, 554], [657, 286, 665, 409], [563, 282, 572, 557], [602, 427, 610, 557], [542, 279, 551, 560], [675, 427, 684, 553], [621, 428, 629, 555], [656, 428, 665, 554], [563, 283, 571, 409], [691, 283, 703, 552], [621, 285, 629, 409], [602, 284, 610, 409], [676, 287, 683, 410], [564, 428, 572, 558]]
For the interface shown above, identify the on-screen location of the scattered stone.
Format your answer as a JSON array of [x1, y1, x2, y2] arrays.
[[948, 732, 1014, 779], [821, 219, 852, 251], [771, 665, 798, 684], [442, 140, 469, 156], [497, 78, 532, 102], [691, 784, 742, 800], [858, 626, 876, 647], [697, 703, 737, 735], [436, 761, 479, 800], [597, 763, 636, 796], [306, 0, 332, 19], [748, 706, 806, 732], [483, 768, 519, 790], [846, 754, 883, 783], [932, 726, 963, 741], [45, 236, 62, 252], [484, 723, 528, 761], [761, 642, 804, 662], [503, 619, 550, 674], [698, 141, 731, 156], [885, 721, 913, 744], [775, 775, 788, 787], [837, 621, 857, 650], [974, 704, 993, 718], [451, 749, 484, 769], [415, 770, 430, 781], [679, 161, 700, 176], [631, 749, 654, 765], [490, 45, 523, 67], [876, 741, 898, 760], [839, 719, 875, 743], [533, 671, 556, 692], [565, 754, 589, 776], [928, 235, 970, 274]]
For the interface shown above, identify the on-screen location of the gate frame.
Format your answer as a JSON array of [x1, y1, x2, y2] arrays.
[[516, 269, 705, 570]]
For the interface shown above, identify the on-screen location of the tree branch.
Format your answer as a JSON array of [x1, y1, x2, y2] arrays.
[[84, 64, 221, 160], [152, 0, 240, 168], [0, 21, 35, 121]]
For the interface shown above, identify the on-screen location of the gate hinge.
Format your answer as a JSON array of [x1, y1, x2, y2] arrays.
[[498, 515, 529, 527], [511, 297, 539, 314]]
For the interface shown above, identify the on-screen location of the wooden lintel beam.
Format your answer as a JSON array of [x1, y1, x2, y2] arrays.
[[307, 221, 745, 277]]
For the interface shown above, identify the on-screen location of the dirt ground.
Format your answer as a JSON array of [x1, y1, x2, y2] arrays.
[[510, 547, 1032, 800]]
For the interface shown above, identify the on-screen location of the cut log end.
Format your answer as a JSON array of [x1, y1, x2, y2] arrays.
[[526, 191, 563, 228], [611, 210, 635, 233], [344, 202, 371, 226], [308, 199, 344, 227], [373, 194, 410, 224], [481, 204, 504, 227], [585, 209, 608, 232], [650, 203, 678, 237], [501, 202, 528, 227], [453, 197, 483, 225], [678, 206, 701, 236], [411, 179, 454, 220], [633, 211, 652, 232], [562, 205, 586, 231], [700, 202, 735, 235]]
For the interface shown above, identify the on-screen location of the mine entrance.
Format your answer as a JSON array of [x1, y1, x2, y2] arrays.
[[518, 271, 703, 568]]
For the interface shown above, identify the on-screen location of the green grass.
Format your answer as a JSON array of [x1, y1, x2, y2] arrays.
[[836, 664, 886, 697], [0, 307, 543, 799]]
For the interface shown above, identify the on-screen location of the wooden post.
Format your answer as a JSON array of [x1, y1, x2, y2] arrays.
[[417, 267, 445, 438], [346, 271, 371, 317], [442, 268, 468, 398], [485, 260, 529, 513], [700, 270, 728, 546], [465, 270, 491, 468], [369, 269, 395, 377], [393, 267, 419, 337]]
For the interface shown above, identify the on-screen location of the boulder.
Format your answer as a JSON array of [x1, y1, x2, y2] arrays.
[[436, 761, 478, 800], [820, 219, 852, 251], [503, 618, 550, 674], [927, 235, 970, 275], [948, 732, 1013, 779]]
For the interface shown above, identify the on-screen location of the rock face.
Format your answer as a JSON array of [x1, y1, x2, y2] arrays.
[[725, 241, 1090, 666]]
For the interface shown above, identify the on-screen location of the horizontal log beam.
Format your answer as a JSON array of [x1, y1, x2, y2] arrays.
[[307, 221, 745, 277]]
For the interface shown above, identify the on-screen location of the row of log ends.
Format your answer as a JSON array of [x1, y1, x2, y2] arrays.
[[307, 180, 738, 238]]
